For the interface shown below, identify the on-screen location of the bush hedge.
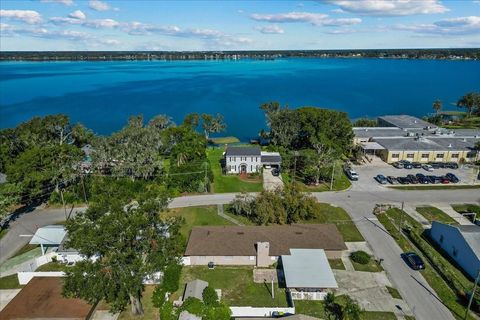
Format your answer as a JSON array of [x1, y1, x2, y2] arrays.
[[350, 251, 371, 265]]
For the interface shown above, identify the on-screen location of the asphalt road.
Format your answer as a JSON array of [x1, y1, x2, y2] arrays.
[[2, 188, 479, 319]]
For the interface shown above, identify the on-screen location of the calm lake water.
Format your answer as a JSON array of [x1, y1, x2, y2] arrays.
[[1, 58, 479, 140]]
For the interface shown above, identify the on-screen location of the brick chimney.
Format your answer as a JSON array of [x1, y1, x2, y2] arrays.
[[256, 242, 270, 267]]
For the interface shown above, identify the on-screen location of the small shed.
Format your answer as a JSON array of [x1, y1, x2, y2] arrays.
[[179, 310, 202, 320], [183, 279, 208, 301], [29, 225, 67, 254]]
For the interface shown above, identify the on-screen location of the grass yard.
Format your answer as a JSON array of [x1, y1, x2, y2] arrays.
[[207, 148, 263, 193], [173, 266, 289, 307], [416, 206, 458, 224], [377, 209, 476, 320], [386, 286, 402, 300], [118, 286, 158, 320], [209, 136, 240, 144], [281, 163, 351, 192], [0, 274, 22, 289], [295, 298, 397, 320], [12, 244, 38, 258], [349, 258, 384, 272], [328, 259, 346, 270], [452, 204, 480, 215], [35, 261, 69, 272], [160, 206, 233, 238], [303, 203, 364, 242], [389, 185, 480, 191], [223, 207, 255, 226]]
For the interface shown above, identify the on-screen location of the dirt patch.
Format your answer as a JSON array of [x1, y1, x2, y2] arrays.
[[253, 269, 278, 283]]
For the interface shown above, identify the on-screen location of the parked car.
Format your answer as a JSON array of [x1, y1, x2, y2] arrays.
[[345, 168, 359, 181], [402, 252, 425, 270], [272, 168, 280, 176], [422, 164, 434, 172], [397, 177, 410, 184], [406, 174, 419, 184], [440, 176, 450, 184], [393, 161, 404, 169], [412, 162, 422, 168], [445, 172, 459, 183], [403, 161, 413, 169], [375, 174, 388, 184], [387, 176, 398, 184], [415, 173, 429, 184], [429, 162, 442, 169], [445, 162, 459, 169], [427, 175, 441, 184]]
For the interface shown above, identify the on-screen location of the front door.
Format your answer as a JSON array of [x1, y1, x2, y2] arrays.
[[240, 164, 247, 174]]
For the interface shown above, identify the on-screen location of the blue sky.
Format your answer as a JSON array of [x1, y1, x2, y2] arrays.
[[1, 0, 479, 50]]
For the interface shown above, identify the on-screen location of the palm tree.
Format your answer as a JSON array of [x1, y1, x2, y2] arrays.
[[343, 295, 362, 320], [432, 99, 442, 115], [457, 92, 480, 117]]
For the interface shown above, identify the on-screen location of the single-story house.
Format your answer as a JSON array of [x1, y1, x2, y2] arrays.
[[224, 146, 281, 174], [430, 222, 480, 279], [183, 279, 209, 301], [184, 224, 347, 267], [282, 249, 338, 300], [29, 225, 67, 255], [0, 277, 95, 320]]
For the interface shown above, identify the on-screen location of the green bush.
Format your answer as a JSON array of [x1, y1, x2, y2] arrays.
[[350, 251, 371, 265], [160, 301, 175, 320], [163, 263, 182, 293], [203, 302, 232, 320], [181, 297, 204, 316], [151, 286, 166, 308], [202, 286, 218, 306]]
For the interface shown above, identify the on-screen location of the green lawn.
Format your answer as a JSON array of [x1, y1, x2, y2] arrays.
[[328, 259, 346, 270], [377, 209, 476, 320], [0, 274, 22, 289], [349, 257, 384, 272], [416, 206, 458, 224], [281, 162, 351, 192], [173, 266, 289, 307], [303, 203, 364, 242], [118, 285, 158, 320], [209, 136, 240, 144], [389, 185, 480, 190], [35, 261, 69, 272], [295, 298, 397, 320], [12, 244, 39, 258], [386, 286, 402, 300], [0, 228, 8, 240], [207, 148, 263, 193], [161, 206, 233, 238], [223, 207, 255, 225], [452, 204, 480, 215]]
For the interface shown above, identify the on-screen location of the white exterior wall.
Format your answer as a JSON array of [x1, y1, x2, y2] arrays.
[[225, 155, 261, 174]]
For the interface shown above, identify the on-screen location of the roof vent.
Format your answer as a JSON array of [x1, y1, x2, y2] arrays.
[[237, 232, 244, 235], [463, 138, 467, 142], [448, 143, 452, 148], [295, 232, 303, 235]]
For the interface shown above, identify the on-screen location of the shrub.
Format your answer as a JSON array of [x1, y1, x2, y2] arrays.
[[350, 251, 371, 265], [203, 302, 231, 320], [202, 286, 218, 306], [160, 301, 175, 320], [163, 263, 182, 293], [151, 286, 166, 308], [181, 297, 204, 316]]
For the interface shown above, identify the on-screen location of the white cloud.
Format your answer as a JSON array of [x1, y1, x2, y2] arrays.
[[84, 18, 120, 28], [324, 0, 449, 16], [40, 0, 74, 6], [395, 16, 480, 35], [89, 0, 111, 11], [69, 10, 86, 20], [250, 11, 361, 26], [255, 25, 285, 34], [326, 28, 356, 34], [0, 10, 42, 24]]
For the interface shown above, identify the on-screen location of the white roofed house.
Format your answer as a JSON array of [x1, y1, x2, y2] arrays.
[[224, 146, 281, 174]]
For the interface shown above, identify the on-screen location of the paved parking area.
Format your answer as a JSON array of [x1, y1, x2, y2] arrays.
[[350, 161, 478, 191], [263, 169, 284, 191], [0, 289, 21, 311]]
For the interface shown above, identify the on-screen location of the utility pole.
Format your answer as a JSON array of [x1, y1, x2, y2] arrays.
[[204, 162, 208, 193], [271, 279, 274, 299], [330, 162, 336, 191], [81, 175, 88, 204], [464, 269, 480, 320], [398, 201, 404, 233], [60, 188, 67, 220], [293, 151, 298, 184]]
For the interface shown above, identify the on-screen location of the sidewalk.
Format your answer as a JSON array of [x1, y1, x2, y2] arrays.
[[432, 203, 474, 225], [217, 204, 243, 226]]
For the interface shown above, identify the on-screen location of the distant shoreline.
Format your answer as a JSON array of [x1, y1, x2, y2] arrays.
[[1, 48, 479, 62]]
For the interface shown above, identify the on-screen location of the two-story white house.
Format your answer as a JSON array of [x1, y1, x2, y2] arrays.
[[224, 146, 281, 174]]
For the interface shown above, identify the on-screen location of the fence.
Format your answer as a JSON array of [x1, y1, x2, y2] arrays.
[[230, 307, 295, 318], [18, 271, 65, 285]]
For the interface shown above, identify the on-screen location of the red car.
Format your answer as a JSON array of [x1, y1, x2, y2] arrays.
[[440, 176, 450, 184]]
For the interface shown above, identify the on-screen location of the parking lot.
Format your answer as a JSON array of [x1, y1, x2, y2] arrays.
[[349, 160, 478, 191]]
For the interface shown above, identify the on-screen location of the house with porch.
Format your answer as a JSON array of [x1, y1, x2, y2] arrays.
[[224, 146, 281, 174]]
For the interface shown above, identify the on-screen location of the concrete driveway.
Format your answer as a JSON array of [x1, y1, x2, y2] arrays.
[[263, 169, 284, 191]]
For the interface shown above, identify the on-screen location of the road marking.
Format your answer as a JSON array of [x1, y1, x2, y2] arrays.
[[19, 234, 33, 237]]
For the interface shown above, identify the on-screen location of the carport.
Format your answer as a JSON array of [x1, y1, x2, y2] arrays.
[[360, 142, 385, 157]]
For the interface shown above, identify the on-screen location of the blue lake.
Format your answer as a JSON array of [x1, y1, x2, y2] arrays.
[[1, 58, 479, 140]]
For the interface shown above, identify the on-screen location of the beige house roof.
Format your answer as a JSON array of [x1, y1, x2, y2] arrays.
[[185, 224, 347, 256]]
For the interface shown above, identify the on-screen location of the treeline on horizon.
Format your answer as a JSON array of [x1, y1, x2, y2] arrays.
[[1, 48, 479, 61]]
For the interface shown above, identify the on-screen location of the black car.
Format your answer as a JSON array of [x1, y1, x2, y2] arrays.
[[412, 162, 422, 168], [406, 174, 419, 184], [402, 252, 425, 270], [415, 173, 429, 184], [272, 168, 280, 176], [403, 162, 413, 169], [387, 176, 397, 184], [397, 177, 410, 184], [446, 172, 459, 183], [375, 174, 388, 184], [445, 162, 459, 169], [429, 162, 442, 169], [427, 175, 441, 184]]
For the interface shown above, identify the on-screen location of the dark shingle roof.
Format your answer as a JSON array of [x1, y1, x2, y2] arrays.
[[185, 224, 347, 256], [261, 155, 282, 163], [225, 146, 261, 156]]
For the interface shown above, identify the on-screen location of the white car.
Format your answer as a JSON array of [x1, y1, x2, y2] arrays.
[[422, 164, 434, 172]]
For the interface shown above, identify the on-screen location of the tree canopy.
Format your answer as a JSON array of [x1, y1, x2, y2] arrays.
[[457, 92, 480, 116]]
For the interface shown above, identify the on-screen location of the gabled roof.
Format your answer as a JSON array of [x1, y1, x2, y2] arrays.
[[185, 224, 347, 256], [432, 222, 480, 258], [282, 249, 338, 289], [29, 225, 67, 246], [225, 146, 261, 156]]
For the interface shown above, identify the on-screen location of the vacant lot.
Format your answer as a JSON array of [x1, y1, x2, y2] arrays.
[[207, 148, 263, 193], [161, 206, 233, 237], [416, 206, 458, 224], [173, 266, 289, 307]]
